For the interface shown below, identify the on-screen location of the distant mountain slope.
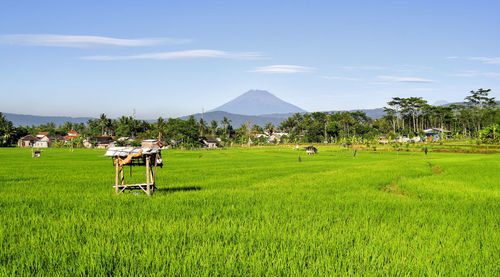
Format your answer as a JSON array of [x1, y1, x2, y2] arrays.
[[441, 101, 500, 107], [210, 90, 307, 115], [5, 101, 496, 128], [3, 112, 93, 126], [181, 111, 289, 127], [347, 108, 385, 119]]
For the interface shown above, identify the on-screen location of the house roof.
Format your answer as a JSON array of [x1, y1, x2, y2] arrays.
[[37, 132, 49, 136], [93, 136, 114, 143], [20, 135, 38, 141], [48, 135, 63, 140], [63, 134, 81, 140], [68, 130, 78, 134], [424, 128, 451, 133], [203, 137, 219, 143]]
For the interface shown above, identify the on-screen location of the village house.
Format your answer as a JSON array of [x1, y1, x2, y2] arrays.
[[255, 132, 288, 143], [269, 132, 288, 143], [92, 135, 115, 149], [33, 133, 61, 148], [83, 137, 92, 148], [424, 128, 451, 142], [63, 130, 81, 141], [18, 135, 38, 147], [36, 132, 49, 139], [201, 137, 219, 148], [379, 136, 389, 144]]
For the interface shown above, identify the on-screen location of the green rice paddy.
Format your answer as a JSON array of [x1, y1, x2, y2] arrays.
[[1, 146, 499, 275]]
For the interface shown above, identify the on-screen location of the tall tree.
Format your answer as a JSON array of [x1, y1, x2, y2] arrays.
[[99, 113, 111, 136], [264, 122, 274, 136], [210, 120, 218, 136], [465, 88, 496, 133]]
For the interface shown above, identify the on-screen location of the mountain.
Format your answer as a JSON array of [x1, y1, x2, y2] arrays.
[[346, 108, 385, 119], [433, 100, 450, 106], [3, 112, 93, 127], [210, 90, 307, 115]]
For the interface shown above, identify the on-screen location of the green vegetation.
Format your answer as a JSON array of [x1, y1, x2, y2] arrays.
[[1, 147, 499, 275], [2, 89, 499, 148]]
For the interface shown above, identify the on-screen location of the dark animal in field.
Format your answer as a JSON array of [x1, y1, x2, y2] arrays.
[[305, 146, 318, 155]]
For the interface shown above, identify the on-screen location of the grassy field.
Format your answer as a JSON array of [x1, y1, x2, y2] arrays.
[[1, 146, 499, 275]]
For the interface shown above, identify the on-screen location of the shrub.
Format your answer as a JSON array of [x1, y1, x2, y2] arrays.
[[479, 124, 500, 144]]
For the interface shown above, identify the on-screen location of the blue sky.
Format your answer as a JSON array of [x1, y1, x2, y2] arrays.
[[0, 0, 499, 118]]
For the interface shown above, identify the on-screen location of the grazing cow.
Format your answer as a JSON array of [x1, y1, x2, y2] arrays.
[[305, 146, 318, 155]]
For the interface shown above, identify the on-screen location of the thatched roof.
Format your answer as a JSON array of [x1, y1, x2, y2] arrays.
[[104, 147, 159, 157]]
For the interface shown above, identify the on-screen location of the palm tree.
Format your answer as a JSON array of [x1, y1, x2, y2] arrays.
[[220, 117, 232, 145], [264, 122, 274, 136], [198, 118, 207, 136], [99, 113, 110, 135], [210, 120, 218, 136]]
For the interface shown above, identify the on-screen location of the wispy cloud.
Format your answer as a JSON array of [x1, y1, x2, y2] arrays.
[[340, 65, 387, 70], [467, 57, 500, 64], [251, 65, 315, 73], [0, 34, 190, 47], [82, 49, 263, 60], [452, 70, 500, 78], [322, 76, 361, 81], [377, 76, 435, 83]]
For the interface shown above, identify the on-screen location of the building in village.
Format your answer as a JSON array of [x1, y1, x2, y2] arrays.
[[424, 128, 451, 141], [18, 132, 64, 148], [200, 137, 219, 148], [63, 130, 81, 141], [83, 137, 92, 148], [254, 132, 288, 143], [92, 135, 115, 148], [18, 135, 39, 147], [33, 132, 62, 148]]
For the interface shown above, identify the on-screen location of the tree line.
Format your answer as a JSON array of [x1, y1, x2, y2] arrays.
[[1, 89, 499, 147]]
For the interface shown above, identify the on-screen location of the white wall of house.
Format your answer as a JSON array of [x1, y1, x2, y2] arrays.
[[33, 141, 49, 148]]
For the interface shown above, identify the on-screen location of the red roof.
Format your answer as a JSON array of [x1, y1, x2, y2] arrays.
[[37, 132, 49, 135], [68, 129, 78, 134], [63, 134, 81, 140]]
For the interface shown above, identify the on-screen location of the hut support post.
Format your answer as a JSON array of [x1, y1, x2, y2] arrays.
[[120, 166, 124, 186], [115, 158, 119, 195], [146, 156, 150, 195], [152, 154, 158, 192]]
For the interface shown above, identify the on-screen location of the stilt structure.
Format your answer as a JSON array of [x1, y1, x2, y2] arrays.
[[104, 147, 162, 196]]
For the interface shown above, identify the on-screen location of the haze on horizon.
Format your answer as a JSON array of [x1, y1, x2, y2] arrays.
[[0, 0, 499, 119]]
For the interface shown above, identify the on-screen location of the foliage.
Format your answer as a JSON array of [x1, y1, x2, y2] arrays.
[[7, 89, 500, 147], [479, 124, 500, 143]]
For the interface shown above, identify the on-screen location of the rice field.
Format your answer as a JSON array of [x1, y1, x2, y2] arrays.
[[0, 146, 499, 275]]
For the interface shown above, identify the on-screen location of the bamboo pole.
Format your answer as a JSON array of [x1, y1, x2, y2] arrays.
[[115, 157, 119, 195], [146, 156, 150, 195], [120, 166, 124, 186], [153, 154, 158, 183]]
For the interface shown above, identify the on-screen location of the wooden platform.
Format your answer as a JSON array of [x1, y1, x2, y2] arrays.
[[107, 147, 161, 196], [113, 183, 157, 194]]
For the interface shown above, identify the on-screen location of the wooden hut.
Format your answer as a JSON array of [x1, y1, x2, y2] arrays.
[[305, 146, 318, 155], [105, 147, 162, 196]]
